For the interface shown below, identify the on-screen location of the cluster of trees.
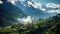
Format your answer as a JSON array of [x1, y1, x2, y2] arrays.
[[0, 14, 60, 34]]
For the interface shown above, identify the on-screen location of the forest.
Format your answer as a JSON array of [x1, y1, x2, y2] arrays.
[[0, 14, 60, 34]]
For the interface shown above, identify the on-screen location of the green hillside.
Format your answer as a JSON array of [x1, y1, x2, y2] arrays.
[[0, 14, 60, 34]]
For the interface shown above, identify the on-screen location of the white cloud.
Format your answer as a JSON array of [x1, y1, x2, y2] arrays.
[[7, 0, 25, 5], [17, 16, 32, 24], [7, 0, 18, 5], [0, 0, 3, 4], [46, 3, 60, 9], [46, 3, 60, 14], [48, 10, 60, 14], [27, 1, 41, 8], [27, 1, 46, 11], [40, 8, 46, 11]]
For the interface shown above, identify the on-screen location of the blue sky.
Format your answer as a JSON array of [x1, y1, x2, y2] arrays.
[[33, 0, 60, 4]]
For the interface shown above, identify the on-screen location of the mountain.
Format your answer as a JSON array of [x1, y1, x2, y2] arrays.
[[0, 0, 27, 26], [8, 0, 50, 20], [15, 0, 45, 19], [0, 0, 56, 26]]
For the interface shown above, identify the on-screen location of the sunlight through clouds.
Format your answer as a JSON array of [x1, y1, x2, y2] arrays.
[[17, 16, 32, 24]]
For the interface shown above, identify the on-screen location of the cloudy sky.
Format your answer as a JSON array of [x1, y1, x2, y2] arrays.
[[0, 0, 60, 13], [0, 0, 60, 18], [32, 0, 60, 13]]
